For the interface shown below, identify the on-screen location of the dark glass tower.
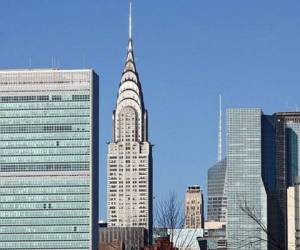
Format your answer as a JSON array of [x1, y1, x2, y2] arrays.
[[262, 112, 300, 250]]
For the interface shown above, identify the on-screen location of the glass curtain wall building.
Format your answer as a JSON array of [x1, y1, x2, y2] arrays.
[[207, 159, 227, 222], [0, 69, 99, 249], [284, 115, 300, 186], [262, 112, 300, 250], [226, 109, 267, 250]]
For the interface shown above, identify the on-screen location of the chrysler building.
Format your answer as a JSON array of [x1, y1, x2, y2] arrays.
[[107, 3, 153, 232]]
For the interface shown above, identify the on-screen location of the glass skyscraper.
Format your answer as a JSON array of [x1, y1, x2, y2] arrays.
[[226, 109, 267, 250], [0, 69, 99, 249], [262, 112, 300, 250], [286, 117, 300, 185], [207, 159, 227, 222]]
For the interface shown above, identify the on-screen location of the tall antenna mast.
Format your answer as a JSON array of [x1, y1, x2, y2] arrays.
[[218, 94, 222, 162], [129, 1, 132, 39]]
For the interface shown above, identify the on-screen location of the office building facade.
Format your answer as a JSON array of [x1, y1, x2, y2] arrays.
[[226, 109, 267, 250], [0, 69, 99, 249], [207, 159, 227, 222]]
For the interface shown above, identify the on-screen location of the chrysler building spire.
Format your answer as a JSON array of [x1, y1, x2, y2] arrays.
[[127, 1, 133, 54], [129, 1, 132, 39], [114, 1, 146, 143]]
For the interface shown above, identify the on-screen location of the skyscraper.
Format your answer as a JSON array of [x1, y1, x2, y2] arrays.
[[226, 108, 267, 250], [107, 2, 153, 236], [225, 108, 300, 250], [207, 96, 227, 222], [0, 69, 99, 249], [184, 185, 204, 229], [262, 112, 300, 250]]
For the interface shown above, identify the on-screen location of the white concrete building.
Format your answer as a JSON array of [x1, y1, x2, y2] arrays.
[[107, 3, 153, 235]]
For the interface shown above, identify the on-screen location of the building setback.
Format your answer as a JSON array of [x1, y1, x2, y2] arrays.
[[0, 69, 99, 249], [226, 109, 267, 250], [107, 2, 153, 240], [184, 185, 204, 229]]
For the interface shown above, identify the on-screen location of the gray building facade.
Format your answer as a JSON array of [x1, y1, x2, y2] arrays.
[[207, 159, 227, 222]]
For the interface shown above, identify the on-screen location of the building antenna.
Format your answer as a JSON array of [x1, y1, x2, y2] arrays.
[[218, 94, 222, 162], [129, 1, 132, 40]]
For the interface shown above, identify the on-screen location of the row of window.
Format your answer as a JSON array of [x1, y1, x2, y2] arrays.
[[0, 225, 87, 234], [0, 95, 89, 103], [0, 124, 83, 134]]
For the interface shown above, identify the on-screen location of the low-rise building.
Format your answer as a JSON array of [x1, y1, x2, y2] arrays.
[[99, 227, 147, 250], [198, 222, 227, 250], [144, 235, 177, 250]]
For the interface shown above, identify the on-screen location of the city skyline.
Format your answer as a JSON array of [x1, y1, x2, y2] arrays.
[[0, 0, 300, 221]]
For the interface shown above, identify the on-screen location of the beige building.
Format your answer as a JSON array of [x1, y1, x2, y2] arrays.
[[184, 186, 204, 229], [204, 221, 226, 230], [287, 177, 300, 250]]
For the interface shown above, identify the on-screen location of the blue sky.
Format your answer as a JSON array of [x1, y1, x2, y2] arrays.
[[0, 0, 300, 220]]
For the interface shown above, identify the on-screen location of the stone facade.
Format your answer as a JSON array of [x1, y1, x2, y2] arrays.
[[107, 4, 153, 236]]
